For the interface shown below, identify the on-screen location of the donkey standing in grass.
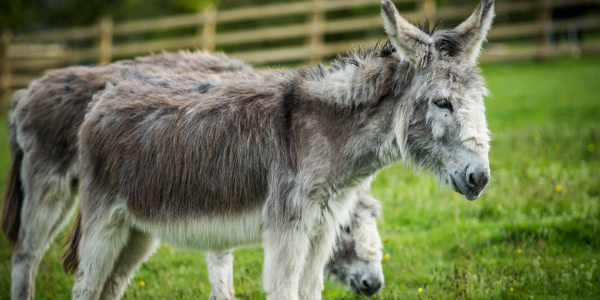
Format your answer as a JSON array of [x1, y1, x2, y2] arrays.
[[208, 187, 384, 299], [66, 0, 494, 298], [3, 50, 384, 299]]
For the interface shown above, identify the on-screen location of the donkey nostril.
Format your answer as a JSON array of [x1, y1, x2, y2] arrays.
[[467, 168, 489, 189], [362, 279, 371, 289], [468, 172, 476, 187]]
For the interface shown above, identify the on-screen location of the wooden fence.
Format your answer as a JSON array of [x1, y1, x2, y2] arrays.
[[1, 0, 600, 106]]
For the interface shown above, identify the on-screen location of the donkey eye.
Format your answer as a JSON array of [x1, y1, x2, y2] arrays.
[[435, 98, 453, 112], [342, 226, 351, 234]]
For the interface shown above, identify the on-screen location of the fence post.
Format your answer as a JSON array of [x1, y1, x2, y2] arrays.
[[536, 0, 552, 60], [0, 29, 11, 112], [98, 16, 113, 64], [308, 0, 324, 65], [200, 6, 217, 51]]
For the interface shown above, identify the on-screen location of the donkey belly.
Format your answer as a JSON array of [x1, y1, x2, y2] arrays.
[[130, 207, 264, 251]]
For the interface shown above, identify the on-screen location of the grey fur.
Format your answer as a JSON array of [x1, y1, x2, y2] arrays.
[[4, 50, 250, 300], [69, 0, 494, 299], [4, 50, 384, 299]]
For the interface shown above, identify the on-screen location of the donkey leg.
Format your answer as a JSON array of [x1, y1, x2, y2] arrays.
[[206, 249, 236, 300], [299, 224, 339, 300], [100, 228, 159, 300], [72, 215, 130, 300], [262, 227, 311, 300], [11, 169, 77, 300]]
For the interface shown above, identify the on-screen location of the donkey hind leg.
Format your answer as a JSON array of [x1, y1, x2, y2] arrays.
[[11, 170, 78, 300], [263, 226, 311, 300], [99, 228, 159, 300], [206, 249, 236, 300], [72, 214, 130, 300], [299, 224, 339, 300]]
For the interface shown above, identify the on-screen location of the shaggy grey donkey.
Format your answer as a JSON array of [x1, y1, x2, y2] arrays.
[[208, 187, 384, 299], [2, 50, 248, 300], [65, 0, 494, 298], [3, 50, 384, 299]]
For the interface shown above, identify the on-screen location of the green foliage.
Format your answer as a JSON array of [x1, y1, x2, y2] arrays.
[[1, 56, 600, 299], [0, 0, 218, 32]]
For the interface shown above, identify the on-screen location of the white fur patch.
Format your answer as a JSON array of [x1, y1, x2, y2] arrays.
[[129, 208, 264, 251]]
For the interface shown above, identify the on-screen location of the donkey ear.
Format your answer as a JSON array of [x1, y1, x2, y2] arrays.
[[454, 0, 495, 63], [381, 0, 433, 68]]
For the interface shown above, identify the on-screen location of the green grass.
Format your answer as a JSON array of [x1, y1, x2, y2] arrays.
[[1, 56, 600, 299]]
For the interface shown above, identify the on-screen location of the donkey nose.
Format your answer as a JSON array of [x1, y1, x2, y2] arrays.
[[466, 165, 489, 190], [358, 275, 383, 296]]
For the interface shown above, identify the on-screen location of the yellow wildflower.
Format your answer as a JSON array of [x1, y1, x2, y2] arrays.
[[140, 280, 146, 287], [384, 253, 390, 260], [45, 293, 50, 298], [589, 144, 595, 152], [516, 249, 522, 254], [418, 287, 423, 293], [169, 247, 175, 253], [453, 192, 459, 199], [556, 184, 562, 192], [510, 287, 514, 292]]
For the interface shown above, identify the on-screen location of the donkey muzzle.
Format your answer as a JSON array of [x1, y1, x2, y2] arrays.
[[449, 163, 490, 200], [349, 273, 384, 296]]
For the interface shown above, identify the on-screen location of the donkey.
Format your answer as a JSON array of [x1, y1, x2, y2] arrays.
[[3, 50, 384, 299], [3, 50, 250, 300], [66, 0, 494, 298], [208, 188, 384, 299]]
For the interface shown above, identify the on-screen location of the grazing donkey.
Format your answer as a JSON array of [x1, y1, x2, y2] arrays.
[[67, 0, 494, 298], [208, 188, 384, 299], [3, 50, 384, 299]]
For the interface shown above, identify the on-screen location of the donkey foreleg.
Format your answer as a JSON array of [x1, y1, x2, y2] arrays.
[[262, 226, 311, 300], [206, 249, 236, 300], [299, 223, 339, 300]]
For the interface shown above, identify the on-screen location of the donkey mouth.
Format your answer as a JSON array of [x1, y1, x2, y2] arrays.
[[449, 174, 479, 201]]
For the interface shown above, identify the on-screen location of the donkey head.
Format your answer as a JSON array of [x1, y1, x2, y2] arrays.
[[382, 0, 494, 200], [327, 192, 384, 296]]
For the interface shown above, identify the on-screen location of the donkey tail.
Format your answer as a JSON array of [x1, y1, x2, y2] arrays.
[[62, 212, 82, 274], [1, 90, 27, 248], [1, 143, 24, 247]]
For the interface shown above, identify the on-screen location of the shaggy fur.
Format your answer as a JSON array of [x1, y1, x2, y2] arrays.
[[4, 49, 385, 299], [68, 1, 495, 299], [327, 187, 384, 296], [207, 189, 384, 299], [4, 50, 250, 300]]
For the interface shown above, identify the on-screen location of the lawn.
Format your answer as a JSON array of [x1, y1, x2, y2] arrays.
[[1, 56, 599, 299]]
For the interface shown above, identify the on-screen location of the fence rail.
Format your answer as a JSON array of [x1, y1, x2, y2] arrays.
[[1, 0, 600, 105]]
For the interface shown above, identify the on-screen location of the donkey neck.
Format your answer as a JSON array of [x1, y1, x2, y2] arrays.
[[288, 55, 416, 194]]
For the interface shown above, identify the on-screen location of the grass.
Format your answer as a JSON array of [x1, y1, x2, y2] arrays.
[[1, 56, 600, 299]]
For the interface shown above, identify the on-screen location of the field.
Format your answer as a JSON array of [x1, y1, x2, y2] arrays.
[[1, 56, 599, 299]]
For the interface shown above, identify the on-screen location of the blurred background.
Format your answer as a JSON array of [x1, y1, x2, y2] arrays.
[[0, 0, 599, 299], [1, 0, 599, 99]]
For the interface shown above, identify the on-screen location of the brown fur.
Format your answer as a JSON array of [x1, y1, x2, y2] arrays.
[[4, 50, 250, 248], [1, 139, 24, 246], [4, 50, 252, 299], [62, 212, 82, 273], [2, 90, 27, 247], [82, 71, 298, 220]]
